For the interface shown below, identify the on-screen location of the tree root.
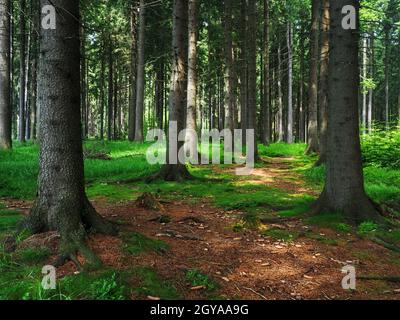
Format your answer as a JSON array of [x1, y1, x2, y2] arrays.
[[146, 164, 194, 183]]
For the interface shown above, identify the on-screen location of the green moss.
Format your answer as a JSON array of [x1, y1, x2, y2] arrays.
[[358, 221, 378, 236], [185, 269, 218, 292], [132, 267, 181, 300], [123, 232, 169, 256]]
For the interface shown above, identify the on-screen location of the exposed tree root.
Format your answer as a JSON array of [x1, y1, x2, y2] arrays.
[[18, 197, 118, 269], [308, 190, 386, 225], [146, 164, 194, 183]]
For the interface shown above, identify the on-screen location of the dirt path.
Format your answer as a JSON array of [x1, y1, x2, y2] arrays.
[[4, 158, 400, 300]]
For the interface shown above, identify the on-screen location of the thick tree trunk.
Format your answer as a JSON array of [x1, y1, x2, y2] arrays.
[[128, 2, 137, 141], [239, 0, 247, 140], [305, 0, 320, 154], [186, 0, 199, 160], [26, 0, 116, 264], [316, 0, 329, 165], [261, 0, 270, 145], [0, 0, 12, 149], [312, 0, 381, 224], [149, 0, 192, 182], [134, 0, 145, 142]]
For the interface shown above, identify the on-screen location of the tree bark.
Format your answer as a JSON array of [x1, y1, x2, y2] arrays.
[[25, 0, 117, 265], [223, 0, 234, 132], [0, 0, 12, 149], [312, 0, 381, 224], [186, 0, 199, 160], [261, 0, 270, 145], [134, 0, 146, 142], [316, 0, 329, 165], [128, 2, 137, 141], [18, 0, 26, 143], [305, 0, 320, 154], [247, 0, 258, 159], [107, 37, 113, 141], [149, 0, 192, 182], [286, 21, 293, 144]]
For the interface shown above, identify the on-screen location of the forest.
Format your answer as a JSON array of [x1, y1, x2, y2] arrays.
[[0, 0, 400, 302]]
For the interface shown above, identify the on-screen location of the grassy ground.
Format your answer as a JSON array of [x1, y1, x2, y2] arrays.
[[0, 140, 399, 300]]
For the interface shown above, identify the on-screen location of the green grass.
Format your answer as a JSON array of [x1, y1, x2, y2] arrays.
[[123, 232, 169, 256], [132, 267, 181, 300], [185, 269, 218, 292]]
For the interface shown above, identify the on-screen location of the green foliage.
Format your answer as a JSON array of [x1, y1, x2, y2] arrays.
[[361, 129, 400, 169], [259, 143, 307, 158], [132, 267, 181, 300], [15, 247, 51, 265], [123, 232, 169, 256], [358, 221, 379, 236], [185, 269, 218, 292]]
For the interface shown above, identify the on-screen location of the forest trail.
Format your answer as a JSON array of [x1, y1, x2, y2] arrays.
[[5, 157, 400, 300]]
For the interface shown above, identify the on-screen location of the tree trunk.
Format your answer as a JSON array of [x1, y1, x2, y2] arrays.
[[26, 0, 116, 266], [362, 36, 367, 134], [286, 21, 293, 144], [0, 0, 12, 149], [186, 0, 199, 160], [312, 0, 381, 224], [305, 0, 320, 154], [18, 0, 26, 143], [223, 0, 234, 132], [107, 38, 113, 141], [247, 0, 258, 159], [149, 0, 192, 182], [384, 27, 390, 130], [367, 36, 374, 134], [134, 0, 146, 142], [128, 2, 137, 141], [316, 0, 329, 165], [239, 0, 247, 139], [261, 0, 270, 145], [277, 41, 284, 142]]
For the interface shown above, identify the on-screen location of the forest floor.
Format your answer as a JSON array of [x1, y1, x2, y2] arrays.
[[1, 142, 400, 300]]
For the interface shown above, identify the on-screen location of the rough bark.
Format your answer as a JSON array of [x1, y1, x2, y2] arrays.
[[286, 21, 293, 144], [261, 0, 270, 145], [107, 37, 113, 141], [25, 0, 117, 265], [223, 0, 234, 132], [312, 0, 382, 224], [18, 0, 26, 143], [186, 0, 199, 160], [149, 0, 192, 182], [247, 0, 258, 159], [305, 0, 320, 154], [128, 2, 137, 141], [0, 0, 12, 149], [316, 0, 329, 165], [134, 0, 145, 142]]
